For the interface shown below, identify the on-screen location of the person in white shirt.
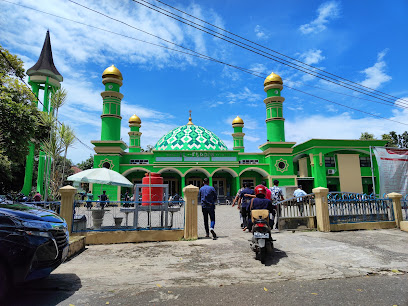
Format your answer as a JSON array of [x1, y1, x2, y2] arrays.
[[293, 185, 307, 216]]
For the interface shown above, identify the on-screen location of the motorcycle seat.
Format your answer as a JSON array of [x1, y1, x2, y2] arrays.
[[251, 209, 269, 222]]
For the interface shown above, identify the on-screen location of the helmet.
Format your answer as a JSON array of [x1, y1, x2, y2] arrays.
[[254, 185, 267, 197]]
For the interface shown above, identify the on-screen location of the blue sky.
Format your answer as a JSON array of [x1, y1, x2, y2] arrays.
[[1, 0, 408, 164]]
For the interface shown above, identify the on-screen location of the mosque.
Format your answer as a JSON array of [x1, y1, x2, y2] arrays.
[[22, 31, 387, 201]]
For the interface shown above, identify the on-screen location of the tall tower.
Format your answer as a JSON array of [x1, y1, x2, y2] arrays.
[[263, 72, 285, 142], [128, 114, 142, 153], [22, 30, 63, 195], [232, 116, 245, 152], [100, 65, 123, 141]]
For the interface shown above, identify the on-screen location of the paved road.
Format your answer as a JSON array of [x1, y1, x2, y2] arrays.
[[3, 206, 408, 305]]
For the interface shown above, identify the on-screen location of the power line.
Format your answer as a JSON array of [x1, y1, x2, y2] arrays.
[[152, 0, 408, 105], [3, 0, 407, 127], [132, 0, 408, 106], [0, 48, 94, 152]]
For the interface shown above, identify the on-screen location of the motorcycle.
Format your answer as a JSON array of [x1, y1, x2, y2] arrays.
[[250, 209, 274, 263]]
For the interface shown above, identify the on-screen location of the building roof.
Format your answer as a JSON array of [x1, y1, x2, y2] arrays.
[[26, 30, 63, 82], [154, 124, 228, 151]]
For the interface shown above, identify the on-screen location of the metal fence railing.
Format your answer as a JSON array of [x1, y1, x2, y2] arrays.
[[328, 193, 394, 224], [402, 195, 408, 221], [72, 200, 185, 232], [23, 201, 61, 214], [277, 194, 316, 218]]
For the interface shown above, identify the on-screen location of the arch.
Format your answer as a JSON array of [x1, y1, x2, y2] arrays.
[[157, 167, 184, 177], [211, 167, 238, 178], [184, 167, 211, 177], [239, 167, 270, 178], [122, 167, 150, 177]]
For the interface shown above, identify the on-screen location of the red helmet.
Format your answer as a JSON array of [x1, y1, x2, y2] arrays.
[[254, 185, 267, 197]]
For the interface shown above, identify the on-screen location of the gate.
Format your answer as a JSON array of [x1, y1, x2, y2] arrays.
[[277, 194, 316, 230]]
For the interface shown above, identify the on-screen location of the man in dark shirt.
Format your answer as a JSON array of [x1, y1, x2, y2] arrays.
[[100, 190, 109, 210], [239, 183, 254, 231], [199, 178, 217, 240]]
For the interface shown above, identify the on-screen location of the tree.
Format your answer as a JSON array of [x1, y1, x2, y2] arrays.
[[382, 131, 408, 148], [141, 145, 154, 152], [77, 155, 94, 170], [51, 87, 67, 120], [59, 123, 75, 187], [359, 132, 376, 140], [0, 45, 46, 193]]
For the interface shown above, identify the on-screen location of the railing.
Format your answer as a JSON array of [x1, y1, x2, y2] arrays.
[[277, 194, 316, 218], [72, 200, 185, 232], [402, 195, 408, 221], [23, 201, 61, 214], [328, 193, 394, 224]]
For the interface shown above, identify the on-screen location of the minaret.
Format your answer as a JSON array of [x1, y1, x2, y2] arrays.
[[263, 72, 285, 142], [22, 30, 63, 195], [100, 65, 123, 141], [232, 116, 245, 152], [128, 114, 142, 152]]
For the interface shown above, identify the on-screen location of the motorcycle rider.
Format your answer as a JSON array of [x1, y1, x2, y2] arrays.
[[248, 185, 274, 232]]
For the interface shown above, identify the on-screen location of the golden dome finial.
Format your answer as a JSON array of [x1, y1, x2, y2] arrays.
[[264, 72, 283, 86], [232, 116, 244, 125], [102, 64, 123, 80], [129, 114, 141, 125], [187, 110, 194, 125]]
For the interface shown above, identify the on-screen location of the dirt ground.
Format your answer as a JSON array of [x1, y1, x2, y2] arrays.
[[53, 205, 408, 297]]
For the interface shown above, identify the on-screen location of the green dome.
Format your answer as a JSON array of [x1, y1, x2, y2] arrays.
[[155, 125, 228, 151]]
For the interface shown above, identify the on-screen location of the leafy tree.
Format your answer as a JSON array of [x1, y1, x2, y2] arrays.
[[77, 155, 94, 170], [59, 123, 75, 186], [359, 132, 376, 140], [0, 45, 46, 193], [382, 131, 408, 148]]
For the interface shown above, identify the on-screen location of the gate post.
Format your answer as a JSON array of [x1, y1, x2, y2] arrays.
[[59, 185, 77, 234], [312, 187, 330, 232], [387, 192, 403, 228], [183, 184, 199, 240]]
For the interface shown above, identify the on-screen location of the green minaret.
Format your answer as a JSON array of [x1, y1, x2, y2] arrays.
[[232, 116, 245, 152], [128, 114, 142, 153], [100, 65, 123, 140], [263, 72, 285, 142], [22, 30, 63, 195]]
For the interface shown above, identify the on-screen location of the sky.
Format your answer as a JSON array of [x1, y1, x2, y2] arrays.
[[1, 0, 408, 164]]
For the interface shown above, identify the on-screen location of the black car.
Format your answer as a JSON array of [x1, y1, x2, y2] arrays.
[[0, 201, 69, 298]]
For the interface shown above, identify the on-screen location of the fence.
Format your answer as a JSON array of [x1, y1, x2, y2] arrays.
[[328, 193, 394, 224], [276, 194, 316, 230], [22, 201, 61, 214], [402, 195, 408, 221], [72, 200, 185, 232]]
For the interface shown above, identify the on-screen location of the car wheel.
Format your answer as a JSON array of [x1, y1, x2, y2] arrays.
[[0, 262, 9, 300]]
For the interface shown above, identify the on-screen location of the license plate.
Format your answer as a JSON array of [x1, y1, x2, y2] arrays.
[[254, 232, 269, 239]]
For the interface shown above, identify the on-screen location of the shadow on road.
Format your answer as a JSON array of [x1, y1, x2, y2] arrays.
[[264, 248, 287, 266], [4, 273, 81, 306]]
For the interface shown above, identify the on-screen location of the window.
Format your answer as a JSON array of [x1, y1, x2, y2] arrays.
[[239, 160, 259, 164], [129, 159, 149, 165], [325, 156, 336, 167], [360, 156, 371, 167]]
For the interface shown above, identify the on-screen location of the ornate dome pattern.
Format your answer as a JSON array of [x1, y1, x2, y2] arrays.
[[155, 125, 228, 151]]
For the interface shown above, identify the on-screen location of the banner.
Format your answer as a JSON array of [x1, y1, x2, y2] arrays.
[[373, 147, 408, 195]]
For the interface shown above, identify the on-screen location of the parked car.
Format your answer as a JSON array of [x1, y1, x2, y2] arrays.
[[0, 201, 69, 299]]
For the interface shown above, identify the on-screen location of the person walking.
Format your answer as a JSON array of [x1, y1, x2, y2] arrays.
[[240, 183, 254, 231], [232, 185, 244, 228], [86, 190, 94, 210], [270, 180, 284, 229], [99, 190, 109, 210], [199, 178, 218, 240], [293, 185, 307, 216]]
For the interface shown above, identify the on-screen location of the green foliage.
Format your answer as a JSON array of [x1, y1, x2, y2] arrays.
[[141, 145, 154, 152], [382, 131, 408, 148], [77, 155, 94, 170], [0, 45, 46, 193], [359, 132, 376, 140]]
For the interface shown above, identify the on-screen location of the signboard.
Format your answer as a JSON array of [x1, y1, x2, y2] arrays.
[[155, 151, 237, 163], [373, 147, 408, 195]]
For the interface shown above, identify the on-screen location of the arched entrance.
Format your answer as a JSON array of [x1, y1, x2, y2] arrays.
[[184, 168, 211, 188], [157, 168, 183, 198], [239, 167, 270, 189], [211, 168, 238, 203]]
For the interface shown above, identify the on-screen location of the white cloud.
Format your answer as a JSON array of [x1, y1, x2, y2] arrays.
[[248, 63, 269, 75], [298, 49, 325, 65], [360, 49, 392, 90], [225, 87, 262, 104], [299, 1, 340, 34], [286, 108, 408, 145], [254, 25, 268, 39]]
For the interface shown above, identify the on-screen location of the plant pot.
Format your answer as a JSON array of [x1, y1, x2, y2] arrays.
[[114, 217, 123, 227], [91, 209, 106, 229]]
